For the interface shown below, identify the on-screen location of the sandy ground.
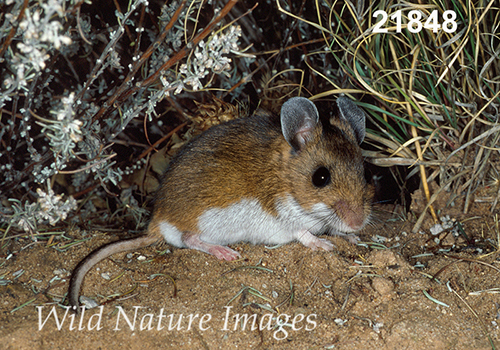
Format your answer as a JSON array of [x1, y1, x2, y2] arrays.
[[1, 199, 499, 349]]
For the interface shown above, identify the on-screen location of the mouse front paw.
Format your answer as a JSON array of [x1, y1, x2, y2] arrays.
[[333, 232, 360, 245], [296, 230, 334, 251], [344, 233, 360, 244]]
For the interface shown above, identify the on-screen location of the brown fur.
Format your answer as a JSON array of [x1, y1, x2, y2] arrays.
[[68, 98, 373, 312]]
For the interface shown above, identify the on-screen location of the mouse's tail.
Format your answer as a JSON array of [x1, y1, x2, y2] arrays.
[[68, 234, 160, 312]]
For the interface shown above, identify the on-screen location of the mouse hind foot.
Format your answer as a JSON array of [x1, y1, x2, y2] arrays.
[[181, 232, 241, 261]]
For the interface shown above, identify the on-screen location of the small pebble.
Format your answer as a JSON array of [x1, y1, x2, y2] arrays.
[[373, 322, 384, 333], [80, 296, 99, 309], [430, 224, 444, 235], [372, 277, 394, 295], [101, 272, 111, 280]]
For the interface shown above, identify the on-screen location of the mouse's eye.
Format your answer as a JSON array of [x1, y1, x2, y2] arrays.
[[312, 166, 331, 188]]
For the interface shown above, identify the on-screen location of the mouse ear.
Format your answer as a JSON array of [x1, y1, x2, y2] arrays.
[[336, 96, 366, 144], [280, 97, 320, 152]]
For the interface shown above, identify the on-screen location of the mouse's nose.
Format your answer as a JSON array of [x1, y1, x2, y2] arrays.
[[335, 199, 367, 231]]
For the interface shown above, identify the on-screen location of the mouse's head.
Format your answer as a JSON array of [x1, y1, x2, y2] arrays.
[[278, 96, 373, 234]]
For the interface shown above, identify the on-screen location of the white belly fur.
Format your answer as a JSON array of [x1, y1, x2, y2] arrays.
[[157, 196, 334, 247]]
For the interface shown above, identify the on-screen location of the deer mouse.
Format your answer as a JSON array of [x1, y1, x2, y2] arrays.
[[68, 96, 373, 310]]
